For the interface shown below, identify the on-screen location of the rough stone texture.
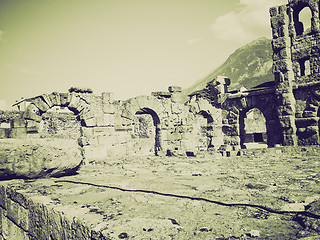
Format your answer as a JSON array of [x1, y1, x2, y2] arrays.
[[0, 139, 83, 179], [0, 146, 319, 239]]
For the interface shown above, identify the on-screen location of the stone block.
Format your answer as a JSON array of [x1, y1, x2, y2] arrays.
[[282, 134, 297, 146], [0, 128, 9, 139], [103, 103, 115, 114], [18, 205, 28, 232], [273, 59, 293, 73], [96, 113, 105, 127], [278, 105, 294, 116], [168, 86, 182, 93], [102, 92, 114, 103], [32, 97, 50, 113], [71, 217, 91, 239], [28, 202, 50, 240], [171, 104, 182, 114], [103, 114, 114, 126], [41, 94, 54, 108], [83, 117, 97, 127], [80, 127, 94, 139], [74, 100, 89, 115], [48, 210, 64, 240], [25, 120, 39, 133], [0, 186, 7, 209], [0, 140, 82, 180], [272, 37, 290, 50], [68, 95, 82, 113], [23, 104, 42, 122], [78, 136, 89, 147], [222, 124, 239, 136], [6, 199, 19, 225], [48, 92, 61, 106], [80, 109, 96, 121], [2, 216, 28, 240], [279, 115, 295, 129], [9, 128, 27, 138], [114, 125, 133, 132], [303, 110, 317, 118], [60, 93, 72, 107], [295, 117, 319, 128], [0, 207, 2, 236], [10, 118, 25, 128], [152, 91, 172, 98]]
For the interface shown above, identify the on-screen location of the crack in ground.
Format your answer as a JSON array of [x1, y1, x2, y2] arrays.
[[54, 179, 320, 220]]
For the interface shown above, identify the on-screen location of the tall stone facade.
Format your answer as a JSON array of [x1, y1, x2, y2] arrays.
[[270, 0, 320, 146]]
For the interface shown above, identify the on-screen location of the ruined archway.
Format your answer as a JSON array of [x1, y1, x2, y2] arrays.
[[23, 92, 92, 133], [195, 110, 214, 150], [240, 108, 267, 149], [134, 108, 162, 156]]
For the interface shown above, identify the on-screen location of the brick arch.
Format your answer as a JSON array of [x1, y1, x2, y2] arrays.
[[23, 92, 92, 131]]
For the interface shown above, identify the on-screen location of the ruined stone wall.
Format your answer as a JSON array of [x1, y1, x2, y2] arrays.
[[12, 86, 222, 161]]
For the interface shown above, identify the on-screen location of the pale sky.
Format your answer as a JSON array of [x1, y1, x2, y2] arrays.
[[0, 0, 287, 107]]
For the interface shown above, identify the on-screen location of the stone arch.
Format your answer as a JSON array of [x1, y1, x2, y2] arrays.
[[23, 92, 92, 132], [121, 96, 164, 155], [134, 107, 162, 155], [121, 96, 164, 121], [235, 95, 281, 148], [239, 107, 267, 149], [291, 1, 315, 35]]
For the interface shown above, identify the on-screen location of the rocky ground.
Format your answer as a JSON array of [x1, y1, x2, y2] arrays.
[[4, 146, 320, 239]]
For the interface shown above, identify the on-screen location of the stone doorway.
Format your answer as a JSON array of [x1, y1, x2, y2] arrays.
[[240, 108, 267, 149], [133, 108, 161, 156]]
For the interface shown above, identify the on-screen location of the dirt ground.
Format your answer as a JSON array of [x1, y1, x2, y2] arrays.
[[10, 146, 320, 239]]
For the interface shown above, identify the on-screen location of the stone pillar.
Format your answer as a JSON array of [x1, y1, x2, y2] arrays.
[[270, 4, 297, 146], [216, 76, 231, 94]]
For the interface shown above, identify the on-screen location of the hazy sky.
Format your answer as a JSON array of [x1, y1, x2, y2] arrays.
[[0, 0, 287, 108]]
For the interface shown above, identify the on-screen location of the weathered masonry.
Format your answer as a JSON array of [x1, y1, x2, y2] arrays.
[[2, 0, 320, 161], [270, 0, 320, 146], [207, 0, 320, 148], [17, 86, 223, 161]]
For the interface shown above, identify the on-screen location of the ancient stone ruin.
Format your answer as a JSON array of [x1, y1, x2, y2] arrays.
[[1, 0, 320, 163], [0, 1, 320, 239]]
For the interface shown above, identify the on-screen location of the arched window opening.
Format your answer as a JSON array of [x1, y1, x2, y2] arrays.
[[294, 6, 312, 35], [241, 108, 267, 149], [298, 58, 311, 76], [133, 108, 161, 156]]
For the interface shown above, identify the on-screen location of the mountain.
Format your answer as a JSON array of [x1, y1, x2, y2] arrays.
[[182, 37, 274, 101]]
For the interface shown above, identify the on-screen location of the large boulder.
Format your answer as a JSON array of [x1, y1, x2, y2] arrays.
[[0, 139, 83, 179]]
